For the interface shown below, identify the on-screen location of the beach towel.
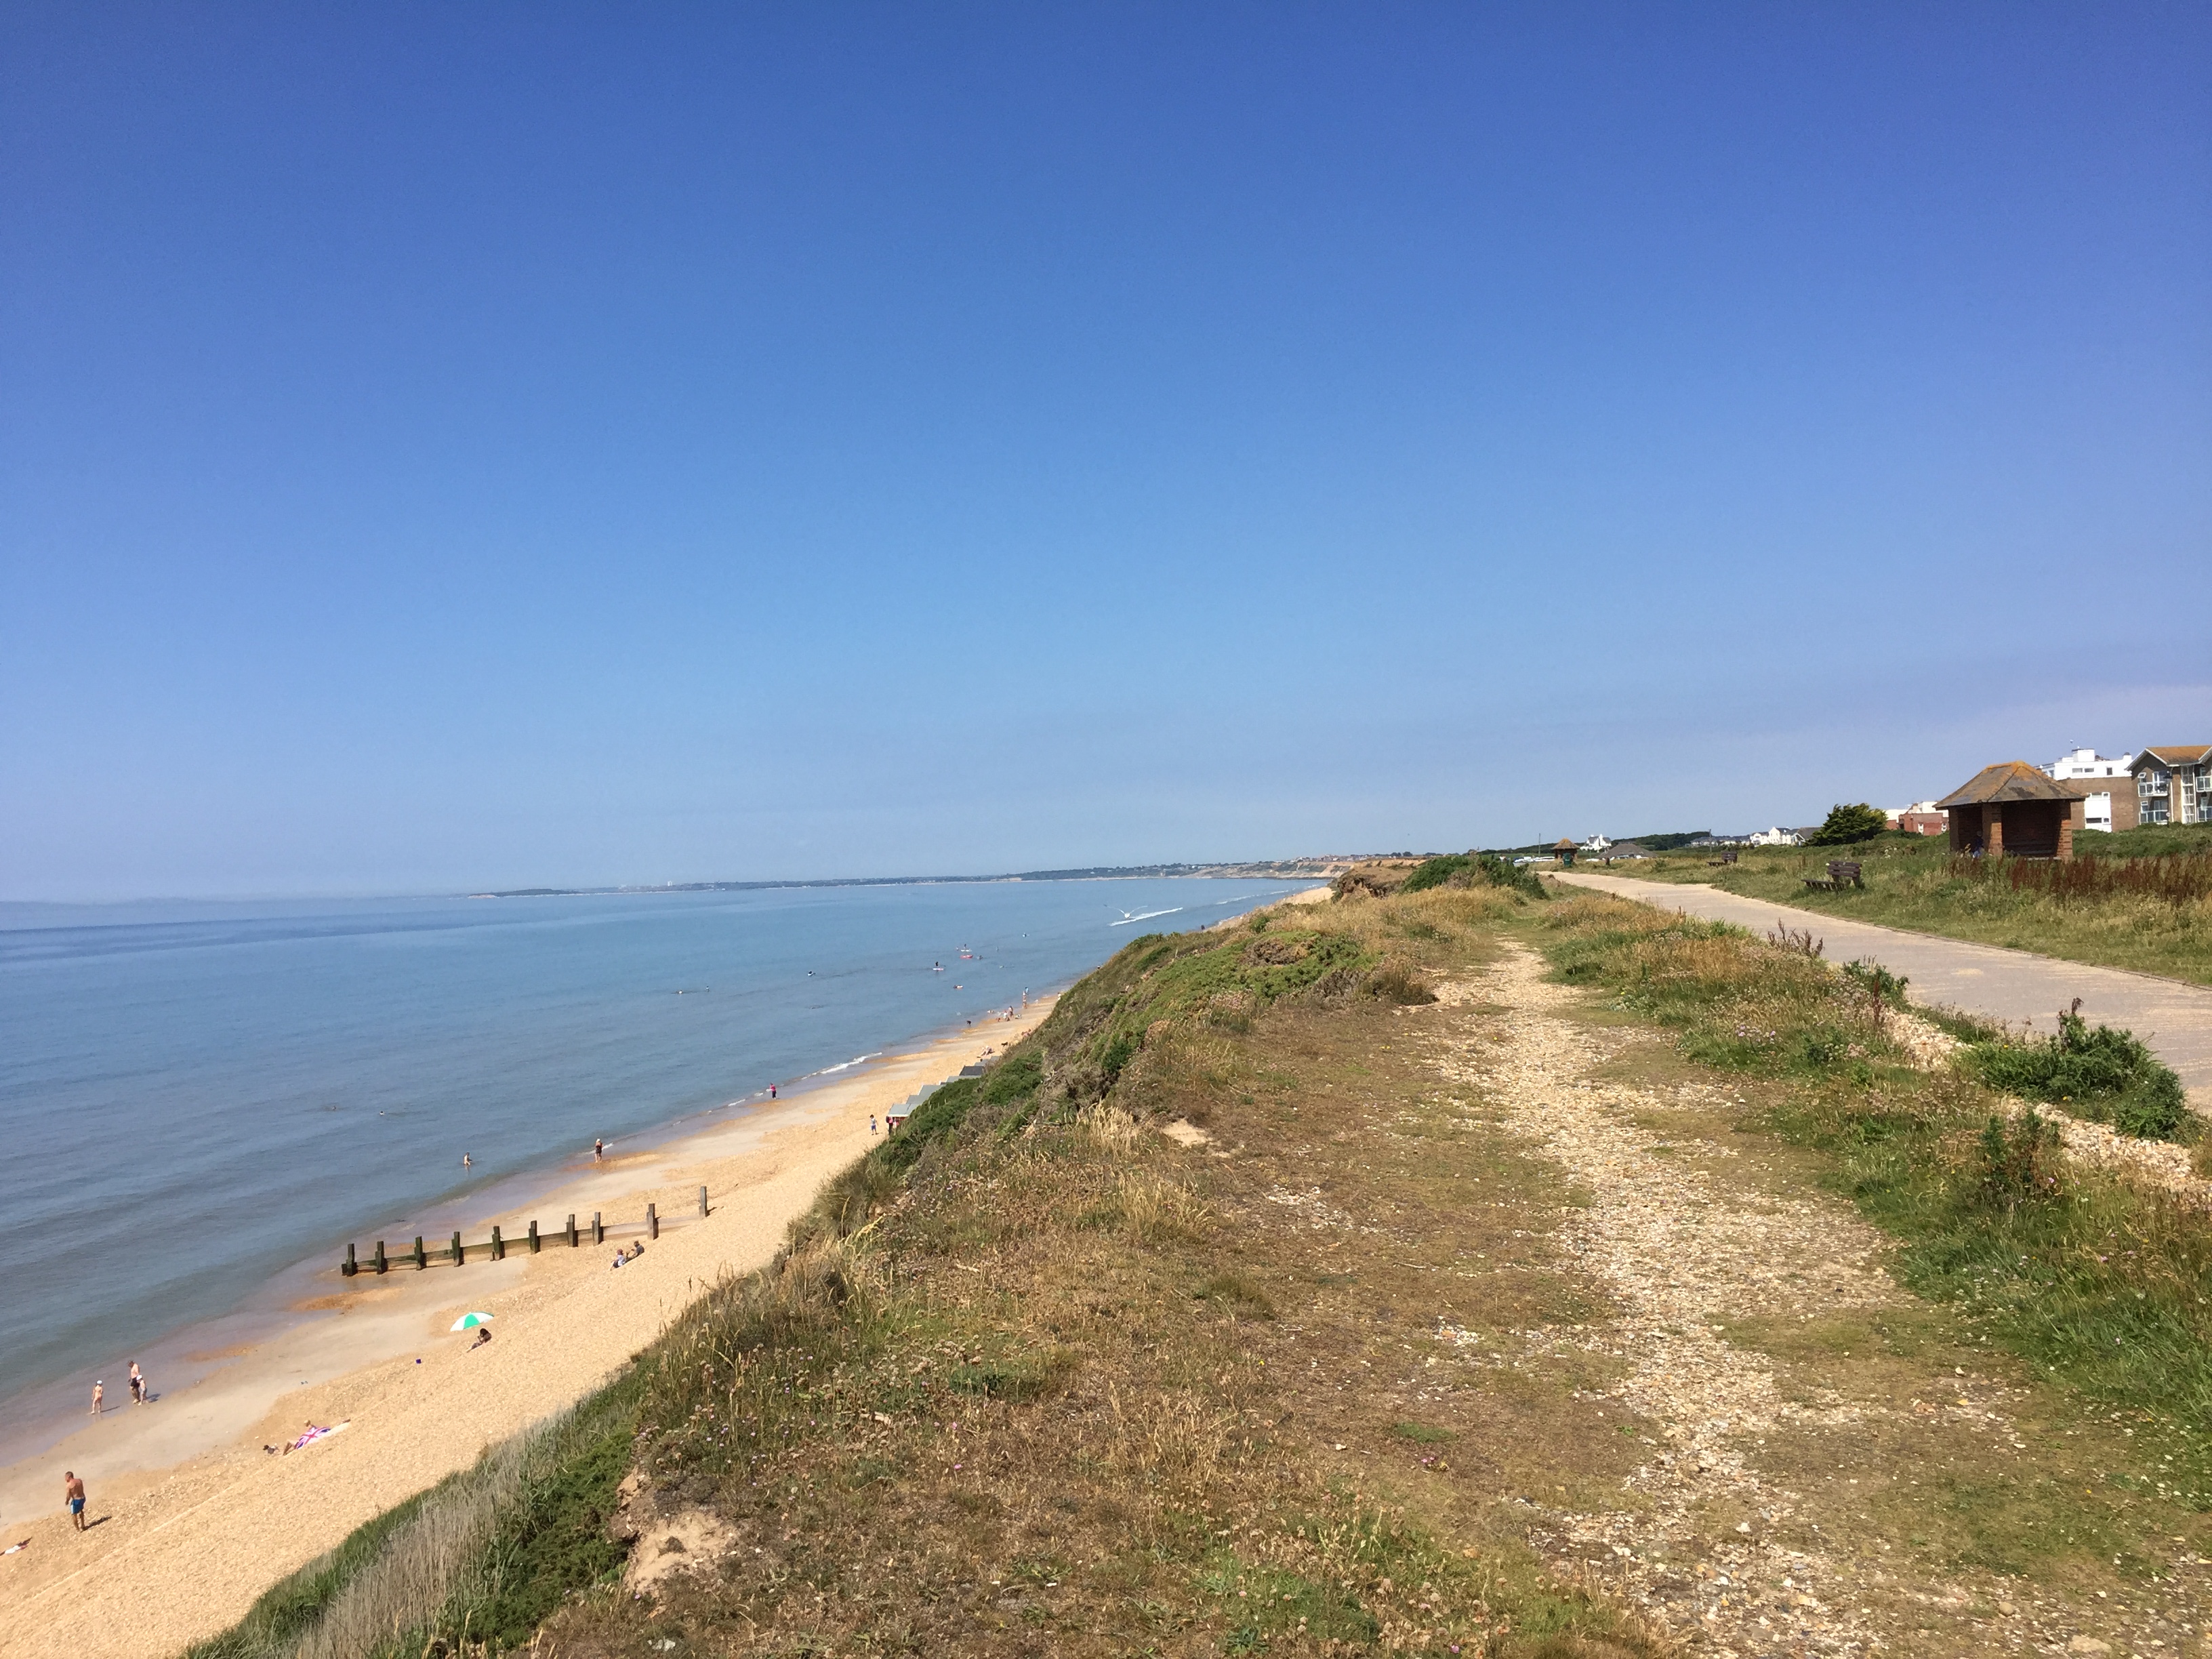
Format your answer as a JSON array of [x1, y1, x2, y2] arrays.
[[290, 1420, 351, 1452]]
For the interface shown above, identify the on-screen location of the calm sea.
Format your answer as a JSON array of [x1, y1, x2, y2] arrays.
[[0, 878, 1303, 1423]]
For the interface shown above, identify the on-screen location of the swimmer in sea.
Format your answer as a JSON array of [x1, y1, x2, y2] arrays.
[[462, 1151, 472, 1168]]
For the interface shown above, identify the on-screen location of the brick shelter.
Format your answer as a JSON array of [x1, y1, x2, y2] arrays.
[[1936, 761, 2087, 860]]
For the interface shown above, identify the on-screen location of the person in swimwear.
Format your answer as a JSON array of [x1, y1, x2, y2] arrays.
[[62, 1472, 85, 1530]]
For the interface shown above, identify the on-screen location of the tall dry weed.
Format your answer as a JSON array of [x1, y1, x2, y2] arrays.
[[1079, 1100, 1143, 1153], [1116, 1169, 1209, 1242], [1101, 1382, 1234, 1481]]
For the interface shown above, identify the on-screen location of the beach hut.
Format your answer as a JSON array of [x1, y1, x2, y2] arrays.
[[1551, 837, 1578, 868], [1936, 762, 2085, 861]]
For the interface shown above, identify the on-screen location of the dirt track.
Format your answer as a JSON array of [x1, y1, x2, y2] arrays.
[[1430, 943, 2211, 1658]]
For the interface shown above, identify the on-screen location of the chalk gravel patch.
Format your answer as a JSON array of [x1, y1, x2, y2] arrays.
[[1422, 945, 1993, 1658]]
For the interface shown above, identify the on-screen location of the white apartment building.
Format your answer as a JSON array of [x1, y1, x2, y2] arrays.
[[2043, 747, 2135, 834], [2131, 747, 2212, 827]]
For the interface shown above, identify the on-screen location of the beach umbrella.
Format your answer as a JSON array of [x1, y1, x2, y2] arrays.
[[449, 1312, 493, 1332]]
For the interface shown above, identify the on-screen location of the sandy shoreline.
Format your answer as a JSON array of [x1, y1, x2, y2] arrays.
[[0, 999, 1055, 1659]]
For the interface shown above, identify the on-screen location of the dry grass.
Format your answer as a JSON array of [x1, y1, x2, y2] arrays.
[[506, 894, 1666, 1659]]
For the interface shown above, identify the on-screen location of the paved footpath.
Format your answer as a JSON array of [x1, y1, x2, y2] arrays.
[[1557, 871, 2212, 1107]]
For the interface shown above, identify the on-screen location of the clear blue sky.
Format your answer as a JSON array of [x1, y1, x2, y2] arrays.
[[3, 4, 2206, 899]]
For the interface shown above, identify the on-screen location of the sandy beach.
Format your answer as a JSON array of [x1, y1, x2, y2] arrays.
[[0, 1000, 1053, 1659]]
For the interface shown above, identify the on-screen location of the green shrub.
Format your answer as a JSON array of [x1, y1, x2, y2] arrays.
[[1401, 851, 1547, 901], [1099, 1031, 1139, 1084], [1807, 802, 1889, 845], [1967, 1010, 2190, 1140], [1840, 958, 1908, 1002], [982, 1049, 1043, 1105]]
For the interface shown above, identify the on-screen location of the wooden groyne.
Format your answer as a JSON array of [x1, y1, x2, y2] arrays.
[[341, 1185, 710, 1277]]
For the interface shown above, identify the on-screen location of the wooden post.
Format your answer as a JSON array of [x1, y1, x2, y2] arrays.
[[527, 1219, 540, 1254], [373, 1240, 388, 1275], [566, 1213, 577, 1248], [1987, 805, 2005, 859], [491, 1225, 504, 1261], [343, 1242, 357, 1277], [451, 1231, 464, 1265], [647, 1202, 659, 1240], [698, 1185, 709, 1218], [592, 1211, 604, 1245], [413, 1235, 427, 1270]]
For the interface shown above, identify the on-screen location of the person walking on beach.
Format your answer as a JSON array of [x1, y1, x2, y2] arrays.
[[769, 1083, 777, 1099], [128, 1363, 143, 1405], [88, 1380, 102, 1416], [869, 1115, 877, 1136], [62, 1472, 85, 1530]]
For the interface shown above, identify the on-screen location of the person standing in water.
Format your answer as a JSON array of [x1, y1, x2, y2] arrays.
[[769, 1083, 777, 1099], [462, 1152, 471, 1168], [593, 1139, 605, 1161]]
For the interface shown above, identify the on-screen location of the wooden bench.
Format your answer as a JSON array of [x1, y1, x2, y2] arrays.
[[1705, 848, 1739, 866], [1803, 859, 1864, 892]]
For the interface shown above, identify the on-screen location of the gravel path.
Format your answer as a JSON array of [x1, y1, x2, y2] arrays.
[[1421, 945, 2207, 1659], [1555, 872, 2212, 1107]]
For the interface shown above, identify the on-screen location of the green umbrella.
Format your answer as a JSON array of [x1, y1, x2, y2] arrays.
[[449, 1312, 493, 1332]]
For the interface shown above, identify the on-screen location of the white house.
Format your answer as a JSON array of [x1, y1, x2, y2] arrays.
[[1748, 827, 1802, 847], [2043, 748, 2135, 833]]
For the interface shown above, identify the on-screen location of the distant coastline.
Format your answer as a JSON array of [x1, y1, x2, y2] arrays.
[[466, 859, 1347, 900]]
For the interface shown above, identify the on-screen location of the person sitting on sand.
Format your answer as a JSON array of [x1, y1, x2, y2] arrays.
[[611, 1251, 624, 1269], [471, 1327, 492, 1348], [63, 1472, 85, 1530]]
